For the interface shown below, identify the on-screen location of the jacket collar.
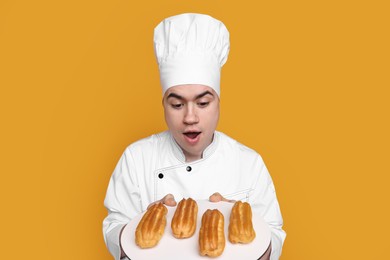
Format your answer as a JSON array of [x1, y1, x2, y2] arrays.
[[169, 131, 219, 163]]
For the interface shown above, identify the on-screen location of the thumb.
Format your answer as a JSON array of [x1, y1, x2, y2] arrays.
[[209, 192, 236, 203], [163, 194, 177, 206]]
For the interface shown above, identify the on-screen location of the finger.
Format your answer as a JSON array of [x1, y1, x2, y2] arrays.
[[162, 194, 177, 206], [222, 197, 236, 203], [209, 192, 223, 202], [209, 192, 236, 203], [147, 194, 177, 209]]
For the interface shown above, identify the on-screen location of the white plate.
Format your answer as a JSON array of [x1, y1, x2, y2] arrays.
[[121, 200, 271, 260]]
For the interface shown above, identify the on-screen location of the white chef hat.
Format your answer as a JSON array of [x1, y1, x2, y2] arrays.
[[154, 13, 230, 97]]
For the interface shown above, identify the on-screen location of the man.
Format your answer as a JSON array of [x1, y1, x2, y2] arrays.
[[103, 13, 286, 260]]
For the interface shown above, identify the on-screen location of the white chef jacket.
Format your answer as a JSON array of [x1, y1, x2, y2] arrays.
[[103, 131, 286, 260]]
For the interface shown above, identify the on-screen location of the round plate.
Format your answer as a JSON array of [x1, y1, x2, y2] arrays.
[[121, 200, 271, 259]]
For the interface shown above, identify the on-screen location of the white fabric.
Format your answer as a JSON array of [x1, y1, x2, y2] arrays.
[[103, 131, 286, 259], [154, 13, 230, 97]]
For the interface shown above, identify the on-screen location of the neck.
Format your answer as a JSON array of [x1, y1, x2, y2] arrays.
[[184, 152, 202, 162]]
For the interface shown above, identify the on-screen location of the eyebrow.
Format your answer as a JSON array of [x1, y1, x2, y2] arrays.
[[166, 90, 214, 101]]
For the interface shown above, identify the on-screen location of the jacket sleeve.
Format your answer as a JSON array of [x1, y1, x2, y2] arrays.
[[103, 148, 142, 260], [249, 155, 286, 260]]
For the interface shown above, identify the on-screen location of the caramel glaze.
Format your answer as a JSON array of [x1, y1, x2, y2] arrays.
[[228, 201, 256, 244], [135, 203, 168, 248], [171, 198, 198, 238], [199, 209, 225, 257]]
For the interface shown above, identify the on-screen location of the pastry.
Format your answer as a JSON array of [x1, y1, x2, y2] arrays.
[[171, 198, 198, 238], [199, 209, 225, 257], [135, 203, 168, 248], [228, 201, 256, 244]]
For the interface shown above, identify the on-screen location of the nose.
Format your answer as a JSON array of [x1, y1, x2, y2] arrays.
[[183, 105, 199, 125]]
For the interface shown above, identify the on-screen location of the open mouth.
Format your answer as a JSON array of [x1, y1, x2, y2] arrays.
[[183, 132, 201, 140]]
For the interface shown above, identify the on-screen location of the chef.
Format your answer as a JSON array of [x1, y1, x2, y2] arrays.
[[103, 13, 286, 260]]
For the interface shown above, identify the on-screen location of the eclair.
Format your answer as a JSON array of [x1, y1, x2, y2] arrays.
[[135, 203, 168, 248], [199, 209, 225, 257], [228, 201, 256, 244], [171, 198, 198, 238]]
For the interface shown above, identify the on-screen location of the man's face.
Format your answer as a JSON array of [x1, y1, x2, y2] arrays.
[[163, 84, 220, 162]]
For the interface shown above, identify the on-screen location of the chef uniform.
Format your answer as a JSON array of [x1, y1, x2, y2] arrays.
[[103, 13, 286, 260]]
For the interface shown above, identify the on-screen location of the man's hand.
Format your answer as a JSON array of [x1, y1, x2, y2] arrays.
[[209, 192, 235, 203], [147, 193, 177, 209]]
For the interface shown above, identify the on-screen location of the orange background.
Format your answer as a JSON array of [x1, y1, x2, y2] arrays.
[[1, 0, 389, 259]]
